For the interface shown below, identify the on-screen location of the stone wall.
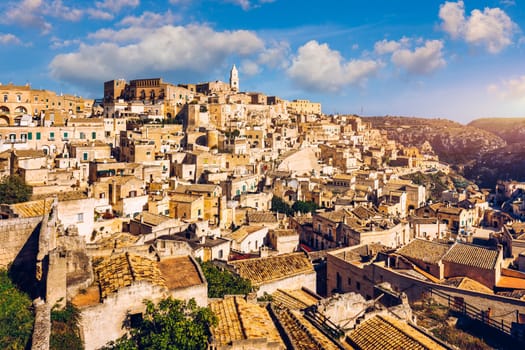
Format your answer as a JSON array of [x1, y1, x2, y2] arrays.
[[0, 216, 42, 269], [31, 298, 51, 350]]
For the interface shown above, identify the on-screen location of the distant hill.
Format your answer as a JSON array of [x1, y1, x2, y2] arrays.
[[363, 116, 506, 164], [468, 118, 525, 145], [462, 142, 525, 188]]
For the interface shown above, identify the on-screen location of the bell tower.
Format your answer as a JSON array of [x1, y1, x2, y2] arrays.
[[229, 64, 239, 92]]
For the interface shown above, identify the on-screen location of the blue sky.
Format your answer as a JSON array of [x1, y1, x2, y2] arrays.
[[1, 0, 524, 123]]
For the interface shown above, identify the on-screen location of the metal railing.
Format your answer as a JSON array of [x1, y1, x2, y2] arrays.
[[427, 287, 524, 343]]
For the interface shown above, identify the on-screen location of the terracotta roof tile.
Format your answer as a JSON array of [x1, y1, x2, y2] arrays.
[[272, 307, 349, 350], [209, 296, 283, 347], [247, 211, 278, 223], [442, 243, 499, 270], [93, 253, 166, 299], [9, 198, 53, 218], [347, 315, 446, 350], [271, 289, 319, 310], [230, 253, 314, 286], [158, 256, 203, 290], [397, 239, 450, 264]]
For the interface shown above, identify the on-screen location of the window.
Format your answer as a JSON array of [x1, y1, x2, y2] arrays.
[[92, 132, 96, 139], [3, 95, 7, 102], [356, 281, 360, 290], [99, 193, 105, 199], [27, 132, 32, 140], [20, 134, 27, 142], [16, 95, 21, 102], [36, 132, 41, 140], [49, 132, 55, 140], [347, 277, 352, 286], [83, 152, 88, 161], [63, 132, 68, 139], [79, 132, 85, 139], [77, 213, 84, 223], [218, 249, 223, 259]]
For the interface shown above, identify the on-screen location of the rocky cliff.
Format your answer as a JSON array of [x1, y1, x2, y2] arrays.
[[364, 116, 506, 165]]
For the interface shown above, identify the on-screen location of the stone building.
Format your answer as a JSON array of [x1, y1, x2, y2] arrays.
[[229, 252, 316, 297], [0, 83, 92, 126], [73, 253, 207, 349]]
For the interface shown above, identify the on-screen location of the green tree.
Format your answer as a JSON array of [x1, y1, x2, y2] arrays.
[[0, 270, 34, 349], [271, 196, 294, 216], [0, 175, 32, 204], [199, 261, 252, 298], [50, 302, 83, 350], [292, 200, 318, 214], [103, 298, 217, 350]]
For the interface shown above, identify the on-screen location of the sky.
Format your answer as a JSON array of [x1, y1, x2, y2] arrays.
[[0, 0, 524, 124]]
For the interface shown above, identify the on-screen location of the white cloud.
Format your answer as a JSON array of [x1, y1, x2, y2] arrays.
[[287, 40, 382, 92], [50, 37, 81, 49], [256, 40, 290, 69], [50, 24, 266, 87], [94, 0, 139, 12], [500, 0, 516, 7], [439, 0, 518, 53], [488, 75, 525, 101], [240, 60, 261, 76], [0, 0, 83, 34], [374, 37, 409, 55], [1, 0, 52, 34], [87, 0, 140, 20], [118, 10, 180, 27], [464, 7, 517, 53], [225, 0, 275, 11], [46, 0, 82, 21], [439, 1, 466, 39], [391, 40, 446, 74], [0, 33, 22, 45], [86, 8, 114, 20]]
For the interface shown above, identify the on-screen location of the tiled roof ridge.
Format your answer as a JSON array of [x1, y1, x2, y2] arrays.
[[275, 307, 325, 350], [455, 241, 499, 251], [125, 252, 135, 281], [233, 296, 248, 340]]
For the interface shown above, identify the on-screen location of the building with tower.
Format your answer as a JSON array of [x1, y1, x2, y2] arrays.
[[230, 64, 239, 92]]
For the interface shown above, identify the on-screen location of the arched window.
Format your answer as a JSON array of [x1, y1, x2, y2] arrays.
[[15, 106, 27, 114]]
